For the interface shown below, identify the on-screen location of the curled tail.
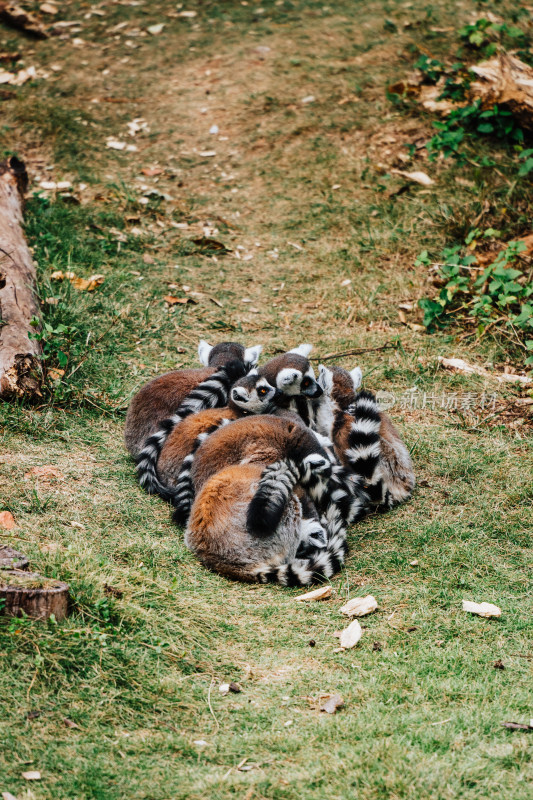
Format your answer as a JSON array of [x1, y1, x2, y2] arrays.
[[136, 360, 245, 499], [252, 500, 349, 586], [249, 460, 370, 587], [344, 390, 390, 507], [246, 459, 301, 537], [171, 420, 231, 526]]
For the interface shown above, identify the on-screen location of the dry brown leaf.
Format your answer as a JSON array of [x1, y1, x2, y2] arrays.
[[22, 771, 41, 781], [63, 718, 81, 729], [295, 586, 332, 602], [141, 167, 163, 177], [24, 465, 64, 482], [70, 274, 105, 292], [391, 169, 434, 186], [0, 511, 15, 530], [47, 368, 65, 381], [40, 2, 58, 14], [340, 595, 378, 617], [163, 295, 195, 305], [462, 600, 502, 618], [2, 792, 19, 800], [319, 694, 344, 714], [337, 619, 362, 650], [501, 721, 533, 731]]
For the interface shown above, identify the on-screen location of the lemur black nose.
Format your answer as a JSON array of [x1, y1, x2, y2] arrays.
[[302, 381, 323, 398]]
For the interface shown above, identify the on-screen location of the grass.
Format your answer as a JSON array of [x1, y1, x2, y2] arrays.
[[1, 1, 532, 798]]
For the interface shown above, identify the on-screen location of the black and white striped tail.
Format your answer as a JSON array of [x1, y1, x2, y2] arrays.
[[344, 390, 390, 507], [252, 499, 349, 586], [136, 360, 245, 499], [246, 459, 301, 537], [171, 421, 230, 526]]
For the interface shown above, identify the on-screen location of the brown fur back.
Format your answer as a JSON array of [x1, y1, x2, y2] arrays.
[[124, 367, 214, 458], [190, 415, 305, 491], [157, 407, 239, 487], [186, 463, 302, 583]]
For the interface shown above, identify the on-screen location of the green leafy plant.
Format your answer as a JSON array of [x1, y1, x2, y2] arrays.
[[458, 18, 529, 57], [417, 233, 533, 368], [29, 318, 79, 373], [427, 100, 524, 162]]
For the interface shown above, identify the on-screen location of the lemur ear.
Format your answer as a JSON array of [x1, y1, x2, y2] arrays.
[[317, 364, 333, 391], [198, 339, 213, 366], [244, 344, 262, 369], [288, 343, 313, 358], [350, 366, 363, 390]]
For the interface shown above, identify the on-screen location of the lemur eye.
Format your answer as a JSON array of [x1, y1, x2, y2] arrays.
[[301, 377, 312, 388], [257, 386, 268, 397]]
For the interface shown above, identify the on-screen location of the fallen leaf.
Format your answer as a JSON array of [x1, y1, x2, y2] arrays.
[[178, 10, 197, 17], [391, 169, 434, 186], [22, 772, 41, 781], [410, 559, 419, 566], [0, 511, 15, 530], [27, 709, 42, 720], [501, 721, 533, 731], [319, 694, 344, 714], [398, 309, 407, 324], [63, 718, 80, 729], [302, 95, 315, 104], [438, 356, 532, 385], [295, 586, 332, 602], [462, 600, 502, 618], [106, 138, 138, 152], [40, 2, 57, 12], [372, 641, 382, 651], [2, 792, 18, 800], [24, 465, 64, 481], [147, 23, 164, 35], [493, 659, 505, 670], [229, 682, 241, 693], [338, 619, 362, 650], [141, 167, 162, 177], [198, 150, 216, 157], [340, 595, 378, 617], [104, 584, 124, 599], [70, 274, 105, 292], [219, 683, 230, 695], [163, 295, 195, 305]]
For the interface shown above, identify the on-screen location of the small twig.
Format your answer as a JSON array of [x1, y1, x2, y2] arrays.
[[315, 343, 398, 362], [431, 718, 452, 726], [207, 677, 220, 732]]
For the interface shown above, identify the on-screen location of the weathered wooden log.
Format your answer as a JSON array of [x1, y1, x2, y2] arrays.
[[0, 545, 29, 570], [0, 570, 70, 620], [0, 156, 43, 398], [0, 4, 48, 39], [470, 54, 533, 132]]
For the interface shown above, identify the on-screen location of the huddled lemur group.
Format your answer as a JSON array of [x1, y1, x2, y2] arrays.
[[124, 340, 415, 586]]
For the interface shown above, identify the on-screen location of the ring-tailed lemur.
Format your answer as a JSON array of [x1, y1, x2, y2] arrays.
[[315, 364, 415, 508], [159, 345, 328, 523], [185, 415, 369, 585], [135, 359, 247, 500], [124, 339, 262, 459]]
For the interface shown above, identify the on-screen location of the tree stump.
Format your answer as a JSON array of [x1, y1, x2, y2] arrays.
[[0, 156, 43, 399], [0, 571, 70, 620], [0, 545, 29, 570]]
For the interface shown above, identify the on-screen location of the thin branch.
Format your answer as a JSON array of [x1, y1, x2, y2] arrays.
[[313, 343, 399, 362]]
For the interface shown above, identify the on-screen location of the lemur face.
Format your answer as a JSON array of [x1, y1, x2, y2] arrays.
[[229, 372, 278, 414], [275, 365, 323, 398], [259, 345, 323, 399]]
